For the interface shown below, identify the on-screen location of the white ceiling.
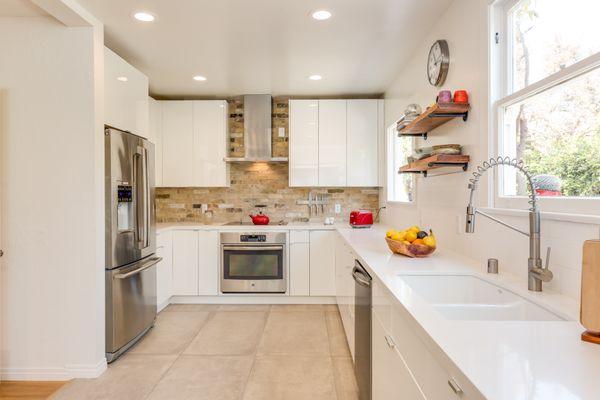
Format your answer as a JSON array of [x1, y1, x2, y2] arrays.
[[79, 0, 452, 98], [0, 0, 47, 17]]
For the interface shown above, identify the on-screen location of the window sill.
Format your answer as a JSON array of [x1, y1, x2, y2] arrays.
[[480, 207, 600, 225]]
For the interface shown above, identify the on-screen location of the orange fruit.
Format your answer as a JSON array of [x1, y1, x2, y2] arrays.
[[412, 238, 425, 246]]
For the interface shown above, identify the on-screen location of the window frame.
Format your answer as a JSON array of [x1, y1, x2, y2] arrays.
[[490, 0, 600, 216], [385, 121, 416, 205]]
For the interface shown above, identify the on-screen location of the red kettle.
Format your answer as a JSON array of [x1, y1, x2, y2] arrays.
[[249, 206, 270, 225]]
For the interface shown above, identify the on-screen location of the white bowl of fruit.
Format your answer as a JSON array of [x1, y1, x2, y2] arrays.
[[385, 226, 436, 258]]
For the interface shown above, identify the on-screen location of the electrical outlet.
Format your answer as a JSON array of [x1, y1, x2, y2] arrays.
[[201, 204, 208, 214], [335, 204, 341, 214], [278, 127, 286, 138]]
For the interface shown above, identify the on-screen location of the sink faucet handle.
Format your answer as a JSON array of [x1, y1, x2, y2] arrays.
[[545, 247, 551, 270]]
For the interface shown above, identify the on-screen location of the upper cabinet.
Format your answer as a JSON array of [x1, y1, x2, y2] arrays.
[[289, 100, 319, 187], [104, 47, 149, 137], [289, 99, 383, 188], [153, 100, 229, 188], [148, 98, 163, 186]]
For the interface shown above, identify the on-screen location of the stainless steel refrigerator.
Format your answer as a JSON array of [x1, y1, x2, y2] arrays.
[[105, 126, 160, 363]]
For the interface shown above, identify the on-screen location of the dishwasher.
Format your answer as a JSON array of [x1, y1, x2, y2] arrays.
[[353, 260, 372, 400]]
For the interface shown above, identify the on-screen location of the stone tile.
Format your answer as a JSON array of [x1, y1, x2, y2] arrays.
[[258, 311, 329, 356], [270, 304, 325, 312], [243, 355, 337, 400], [326, 311, 351, 357], [129, 311, 210, 355], [50, 354, 176, 400], [217, 304, 272, 312], [147, 355, 254, 400], [162, 304, 220, 312], [184, 311, 267, 355], [332, 357, 360, 400]]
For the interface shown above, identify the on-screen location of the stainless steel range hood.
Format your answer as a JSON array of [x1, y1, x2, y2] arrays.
[[224, 94, 288, 162]]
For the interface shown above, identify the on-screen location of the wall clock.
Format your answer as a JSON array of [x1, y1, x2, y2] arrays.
[[427, 39, 449, 87]]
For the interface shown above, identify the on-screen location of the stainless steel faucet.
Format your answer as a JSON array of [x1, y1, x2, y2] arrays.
[[465, 157, 553, 292]]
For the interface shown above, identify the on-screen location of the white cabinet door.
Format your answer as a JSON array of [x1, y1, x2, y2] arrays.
[[156, 231, 172, 311], [289, 100, 319, 187], [172, 230, 199, 295], [318, 100, 346, 186], [198, 230, 219, 295], [290, 242, 310, 296], [347, 100, 379, 186], [377, 99, 385, 187], [148, 97, 163, 186], [309, 230, 336, 296], [193, 101, 229, 187], [372, 315, 426, 400], [104, 47, 149, 137], [162, 101, 194, 187]]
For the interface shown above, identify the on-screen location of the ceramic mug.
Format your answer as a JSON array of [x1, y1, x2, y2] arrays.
[[437, 90, 452, 103], [453, 90, 469, 104]]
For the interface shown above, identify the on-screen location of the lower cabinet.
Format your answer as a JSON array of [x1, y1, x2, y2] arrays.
[[156, 231, 173, 311], [172, 230, 219, 296], [309, 230, 336, 296], [289, 242, 310, 296], [372, 314, 426, 400], [335, 234, 356, 359]]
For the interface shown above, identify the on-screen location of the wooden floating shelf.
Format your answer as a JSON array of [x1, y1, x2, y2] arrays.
[[399, 154, 470, 177], [398, 103, 470, 139]]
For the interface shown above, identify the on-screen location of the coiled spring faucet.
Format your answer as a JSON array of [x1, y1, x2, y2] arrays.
[[465, 157, 553, 292]]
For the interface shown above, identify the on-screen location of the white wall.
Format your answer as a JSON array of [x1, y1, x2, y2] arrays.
[[382, 0, 600, 301], [0, 11, 106, 379]]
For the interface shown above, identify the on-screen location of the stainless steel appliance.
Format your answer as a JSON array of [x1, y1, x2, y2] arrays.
[[220, 232, 286, 293], [105, 126, 160, 363], [353, 260, 372, 400]]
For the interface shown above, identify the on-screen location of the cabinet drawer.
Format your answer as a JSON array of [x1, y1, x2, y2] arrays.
[[391, 304, 459, 400], [290, 230, 310, 243], [157, 230, 172, 248]]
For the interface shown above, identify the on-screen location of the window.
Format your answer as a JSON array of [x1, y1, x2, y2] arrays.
[[493, 0, 600, 214], [386, 123, 414, 203]]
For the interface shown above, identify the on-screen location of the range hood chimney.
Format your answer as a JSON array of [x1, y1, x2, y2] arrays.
[[224, 94, 288, 162]]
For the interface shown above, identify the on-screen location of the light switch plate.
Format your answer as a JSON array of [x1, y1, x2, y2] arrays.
[[335, 204, 341, 214], [278, 127, 286, 138]]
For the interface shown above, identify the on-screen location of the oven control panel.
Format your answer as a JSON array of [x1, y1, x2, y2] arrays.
[[240, 234, 267, 242]]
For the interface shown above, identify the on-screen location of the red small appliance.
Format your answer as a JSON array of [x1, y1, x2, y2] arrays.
[[349, 210, 373, 228]]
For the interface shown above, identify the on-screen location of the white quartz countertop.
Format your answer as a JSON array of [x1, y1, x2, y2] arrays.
[[336, 225, 600, 400], [156, 221, 340, 233]]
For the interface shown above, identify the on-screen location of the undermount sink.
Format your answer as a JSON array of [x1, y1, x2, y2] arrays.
[[399, 275, 565, 321]]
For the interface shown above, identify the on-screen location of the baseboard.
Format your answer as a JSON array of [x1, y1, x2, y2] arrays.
[[169, 295, 337, 305], [157, 298, 170, 312], [1, 358, 107, 381]]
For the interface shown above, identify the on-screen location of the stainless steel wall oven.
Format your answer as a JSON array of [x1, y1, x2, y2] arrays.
[[220, 232, 287, 293]]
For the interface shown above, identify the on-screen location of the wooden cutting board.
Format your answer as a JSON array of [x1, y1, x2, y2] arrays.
[[581, 240, 600, 344]]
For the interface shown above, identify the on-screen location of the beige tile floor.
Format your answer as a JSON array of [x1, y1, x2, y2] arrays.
[[51, 304, 359, 400]]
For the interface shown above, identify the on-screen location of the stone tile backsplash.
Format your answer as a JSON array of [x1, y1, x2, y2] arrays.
[[156, 97, 380, 223]]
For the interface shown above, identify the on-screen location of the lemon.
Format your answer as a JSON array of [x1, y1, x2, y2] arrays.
[[408, 225, 421, 234], [386, 229, 396, 238], [423, 236, 436, 247], [391, 232, 402, 241], [405, 231, 418, 243], [397, 230, 407, 240]]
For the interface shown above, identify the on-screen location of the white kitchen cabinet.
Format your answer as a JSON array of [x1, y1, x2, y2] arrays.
[[104, 47, 149, 137], [309, 230, 336, 296], [377, 99, 385, 187], [192, 101, 229, 187], [318, 100, 347, 186], [172, 230, 199, 295], [162, 101, 194, 187], [290, 243, 310, 296], [156, 231, 172, 311], [372, 313, 426, 400], [148, 97, 163, 186], [335, 235, 356, 359], [198, 230, 219, 295], [347, 99, 379, 186], [161, 100, 229, 187], [289, 100, 319, 186]]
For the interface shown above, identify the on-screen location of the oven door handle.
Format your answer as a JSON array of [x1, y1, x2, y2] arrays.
[[222, 246, 284, 251]]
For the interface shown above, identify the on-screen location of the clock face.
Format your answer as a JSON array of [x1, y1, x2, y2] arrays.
[[427, 40, 449, 86]]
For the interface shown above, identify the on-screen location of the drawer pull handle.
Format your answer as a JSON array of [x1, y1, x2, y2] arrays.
[[384, 335, 396, 348], [447, 378, 463, 395]]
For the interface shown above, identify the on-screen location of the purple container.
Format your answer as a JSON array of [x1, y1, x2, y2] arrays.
[[437, 90, 452, 103]]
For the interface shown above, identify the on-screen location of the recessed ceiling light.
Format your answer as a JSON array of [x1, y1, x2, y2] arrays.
[[193, 75, 207, 82], [116, 76, 128, 82], [309, 75, 323, 81], [312, 10, 332, 20], [133, 12, 155, 22]]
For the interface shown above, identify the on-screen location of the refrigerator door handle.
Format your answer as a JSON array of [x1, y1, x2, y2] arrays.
[[134, 146, 149, 249], [114, 257, 162, 280]]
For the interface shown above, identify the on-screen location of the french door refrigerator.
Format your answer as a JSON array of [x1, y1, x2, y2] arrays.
[[105, 126, 160, 363]]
